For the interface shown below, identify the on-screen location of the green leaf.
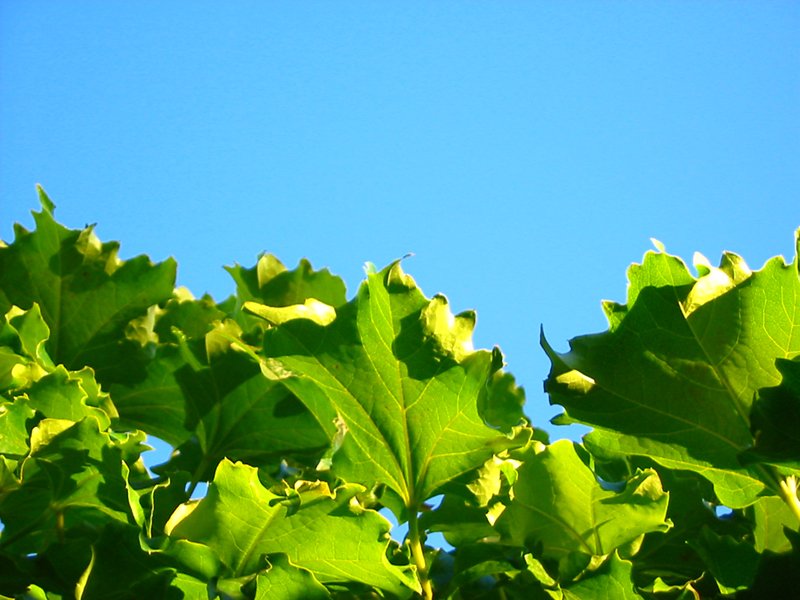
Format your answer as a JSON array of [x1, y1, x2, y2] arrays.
[[627, 465, 746, 591], [0, 418, 131, 555], [2, 538, 94, 598], [643, 578, 702, 600], [167, 573, 209, 599], [0, 187, 176, 386], [746, 495, 797, 553], [741, 528, 800, 599], [152, 290, 227, 344], [133, 470, 193, 538], [420, 450, 526, 549], [0, 304, 53, 369], [433, 543, 524, 598], [74, 527, 212, 600], [747, 357, 800, 470], [0, 305, 118, 440], [20, 366, 115, 429], [0, 400, 35, 456], [480, 370, 530, 434], [226, 255, 347, 336], [543, 236, 800, 507], [419, 493, 499, 548], [496, 440, 671, 561], [76, 523, 195, 600], [166, 459, 417, 596], [562, 553, 644, 599], [114, 319, 329, 479], [159, 538, 222, 583], [186, 321, 326, 473], [226, 254, 347, 309], [687, 527, 760, 595], [521, 554, 559, 590], [255, 261, 530, 515], [254, 554, 331, 600], [0, 304, 53, 391], [244, 298, 337, 327], [109, 344, 191, 448], [0, 456, 20, 490]]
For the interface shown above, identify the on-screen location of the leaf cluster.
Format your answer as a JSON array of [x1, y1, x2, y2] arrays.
[[0, 189, 798, 599]]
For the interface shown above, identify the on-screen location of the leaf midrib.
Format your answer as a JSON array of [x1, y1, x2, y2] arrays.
[[277, 325, 409, 499]]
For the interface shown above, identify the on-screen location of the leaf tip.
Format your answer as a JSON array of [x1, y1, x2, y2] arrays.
[[385, 259, 417, 291], [256, 253, 288, 288], [35, 184, 55, 215]]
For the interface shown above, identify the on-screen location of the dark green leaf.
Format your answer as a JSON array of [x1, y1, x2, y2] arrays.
[[0, 188, 176, 386], [747, 357, 800, 470], [152, 291, 227, 344], [0, 418, 131, 555], [544, 236, 800, 507], [114, 320, 329, 477], [75, 523, 193, 600], [628, 466, 746, 592], [687, 527, 760, 595]]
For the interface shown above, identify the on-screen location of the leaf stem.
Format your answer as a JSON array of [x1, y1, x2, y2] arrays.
[[407, 509, 433, 600]]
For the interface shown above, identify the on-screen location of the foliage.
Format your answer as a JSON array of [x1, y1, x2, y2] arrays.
[[0, 187, 798, 599]]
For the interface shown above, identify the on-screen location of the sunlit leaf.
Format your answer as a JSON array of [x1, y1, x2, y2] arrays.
[[254, 261, 530, 516], [166, 459, 417, 595], [562, 552, 643, 599], [0, 187, 176, 386], [496, 441, 671, 561], [226, 254, 347, 309], [254, 554, 331, 600], [543, 233, 800, 507], [20, 366, 115, 429]]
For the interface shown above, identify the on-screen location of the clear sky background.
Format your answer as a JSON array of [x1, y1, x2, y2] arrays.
[[2, 1, 799, 444]]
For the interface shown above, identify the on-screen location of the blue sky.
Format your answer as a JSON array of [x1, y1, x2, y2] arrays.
[[2, 1, 799, 442]]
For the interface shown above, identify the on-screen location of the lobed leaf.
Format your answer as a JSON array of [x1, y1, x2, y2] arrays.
[[561, 552, 644, 599], [0, 187, 176, 386], [114, 319, 329, 479], [543, 234, 800, 507], [166, 459, 417, 595], [254, 554, 331, 600], [496, 440, 671, 562], [0, 418, 132, 556], [253, 261, 530, 516], [226, 254, 347, 335]]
